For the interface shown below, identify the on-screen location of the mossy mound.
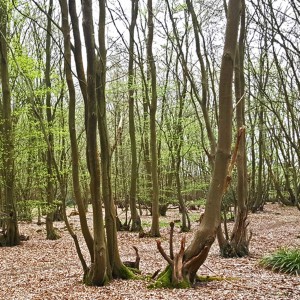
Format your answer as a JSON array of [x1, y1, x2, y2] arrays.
[[117, 264, 139, 279], [196, 275, 238, 282], [148, 266, 191, 289], [148, 267, 239, 289]]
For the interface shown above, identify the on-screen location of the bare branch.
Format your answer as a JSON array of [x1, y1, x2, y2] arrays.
[[156, 240, 173, 266]]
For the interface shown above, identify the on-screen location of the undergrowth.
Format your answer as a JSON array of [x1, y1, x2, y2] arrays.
[[260, 248, 300, 275]]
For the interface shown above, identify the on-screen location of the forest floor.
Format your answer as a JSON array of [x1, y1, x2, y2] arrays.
[[0, 203, 300, 300]]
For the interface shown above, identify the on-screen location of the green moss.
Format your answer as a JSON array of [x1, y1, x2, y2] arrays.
[[196, 275, 238, 282], [148, 266, 191, 289], [117, 264, 138, 280]]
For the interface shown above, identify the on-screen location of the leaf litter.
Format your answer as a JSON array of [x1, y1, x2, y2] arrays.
[[0, 203, 299, 300]]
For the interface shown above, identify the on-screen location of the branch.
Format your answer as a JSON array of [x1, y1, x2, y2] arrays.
[[169, 222, 175, 260], [233, 92, 246, 112], [156, 240, 173, 266]]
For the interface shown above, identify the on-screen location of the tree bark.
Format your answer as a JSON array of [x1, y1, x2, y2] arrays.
[[97, 0, 133, 279], [0, 0, 20, 246]]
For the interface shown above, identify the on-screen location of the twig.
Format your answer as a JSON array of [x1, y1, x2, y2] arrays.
[[233, 92, 246, 111]]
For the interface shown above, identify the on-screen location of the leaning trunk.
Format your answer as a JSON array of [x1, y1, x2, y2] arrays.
[[154, 0, 241, 287], [218, 0, 251, 258]]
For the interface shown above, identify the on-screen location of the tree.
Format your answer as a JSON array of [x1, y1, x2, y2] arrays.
[[147, 0, 160, 237], [0, 0, 20, 246], [217, 0, 251, 257], [154, 0, 242, 287], [128, 0, 142, 232], [59, 0, 134, 286], [59, 0, 94, 271], [97, 0, 131, 279], [44, 0, 60, 240]]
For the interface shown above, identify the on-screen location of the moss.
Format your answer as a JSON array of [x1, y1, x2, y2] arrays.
[[148, 266, 191, 289], [117, 264, 138, 280], [156, 266, 170, 280], [196, 275, 239, 282]]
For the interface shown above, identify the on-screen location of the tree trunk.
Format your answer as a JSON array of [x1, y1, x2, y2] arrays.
[[155, 0, 241, 287], [59, 0, 94, 264], [252, 105, 265, 211], [44, 0, 59, 240], [97, 0, 134, 280], [218, 0, 250, 258], [81, 0, 108, 286], [0, 0, 20, 246], [174, 59, 190, 232], [147, 0, 160, 237], [128, 0, 142, 232]]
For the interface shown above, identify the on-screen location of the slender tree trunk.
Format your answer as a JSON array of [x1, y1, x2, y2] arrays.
[[218, 0, 251, 257], [128, 0, 142, 232], [44, 0, 59, 240], [81, 0, 107, 286], [0, 0, 20, 246], [97, 0, 133, 279], [147, 0, 160, 237], [59, 0, 94, 264], [175, 59, 190, 232], [186, 0, 217, 165], [252, 105, 264, 211]]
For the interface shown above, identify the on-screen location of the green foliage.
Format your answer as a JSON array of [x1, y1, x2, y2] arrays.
[[173, 3, 188, 13], [260, 248, 300, 275], [16, 199, 61, 220], [141, 218, 172, 229], [189, 212, 201, 222], [188, 198, 206, 208]]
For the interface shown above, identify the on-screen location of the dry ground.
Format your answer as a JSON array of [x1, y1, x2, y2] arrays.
[[0, 203, 299, 300]]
